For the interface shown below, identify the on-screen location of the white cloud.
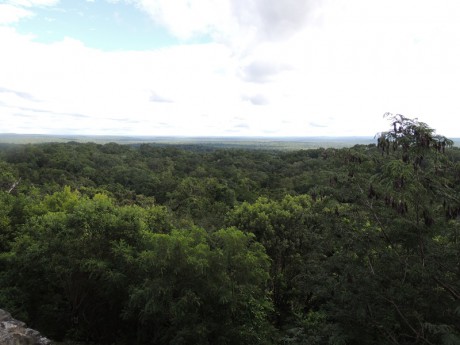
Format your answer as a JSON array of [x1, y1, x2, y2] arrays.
[[131, 0, 232, 40], [1, 0, 460, 137], [6, 0, 60, 7], [0, 4, 33, 24], [0, 0, 60, 25], [230, 0, 318, 41], [0, 27, 246, 135], [130, 0, 322, 52]]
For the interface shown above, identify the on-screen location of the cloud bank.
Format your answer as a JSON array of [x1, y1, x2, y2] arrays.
[[1, 0, 460, 136]]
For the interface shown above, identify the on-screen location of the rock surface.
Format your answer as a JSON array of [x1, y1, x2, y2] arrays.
[[0, 309, 51, 345]]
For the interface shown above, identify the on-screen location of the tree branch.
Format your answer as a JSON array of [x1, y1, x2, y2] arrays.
[[7, 178, 21, 194], [433, 277, 460, 300]]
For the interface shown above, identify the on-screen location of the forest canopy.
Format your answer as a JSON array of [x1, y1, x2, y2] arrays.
[[0, 115, 459, 345]]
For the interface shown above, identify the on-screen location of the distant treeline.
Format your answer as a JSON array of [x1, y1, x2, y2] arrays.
[[0, 133, 378, 148]]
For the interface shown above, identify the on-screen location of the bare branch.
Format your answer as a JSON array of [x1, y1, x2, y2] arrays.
[[7, 178, 21, 194]]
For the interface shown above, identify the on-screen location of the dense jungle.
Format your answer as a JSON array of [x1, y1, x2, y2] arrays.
[[0, 114, 459, 345]]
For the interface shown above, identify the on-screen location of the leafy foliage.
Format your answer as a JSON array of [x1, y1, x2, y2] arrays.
[[0, 115, 459, 344]]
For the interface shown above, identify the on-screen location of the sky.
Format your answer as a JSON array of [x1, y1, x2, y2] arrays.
[[1, 0, 460, 137]]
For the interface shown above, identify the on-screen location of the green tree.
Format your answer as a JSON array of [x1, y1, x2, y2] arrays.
[[323, 114, 460, 344], [124, 227, 274, 345], [0, 188, 163, 342], [226, 195, 320, 330]]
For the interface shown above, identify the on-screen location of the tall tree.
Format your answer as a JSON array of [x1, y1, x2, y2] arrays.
[[329, 114, 460, 344]]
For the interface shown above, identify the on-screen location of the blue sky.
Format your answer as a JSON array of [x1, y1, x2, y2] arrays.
[[1, 0, 460, 137], [13, 0, 196, 50]]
